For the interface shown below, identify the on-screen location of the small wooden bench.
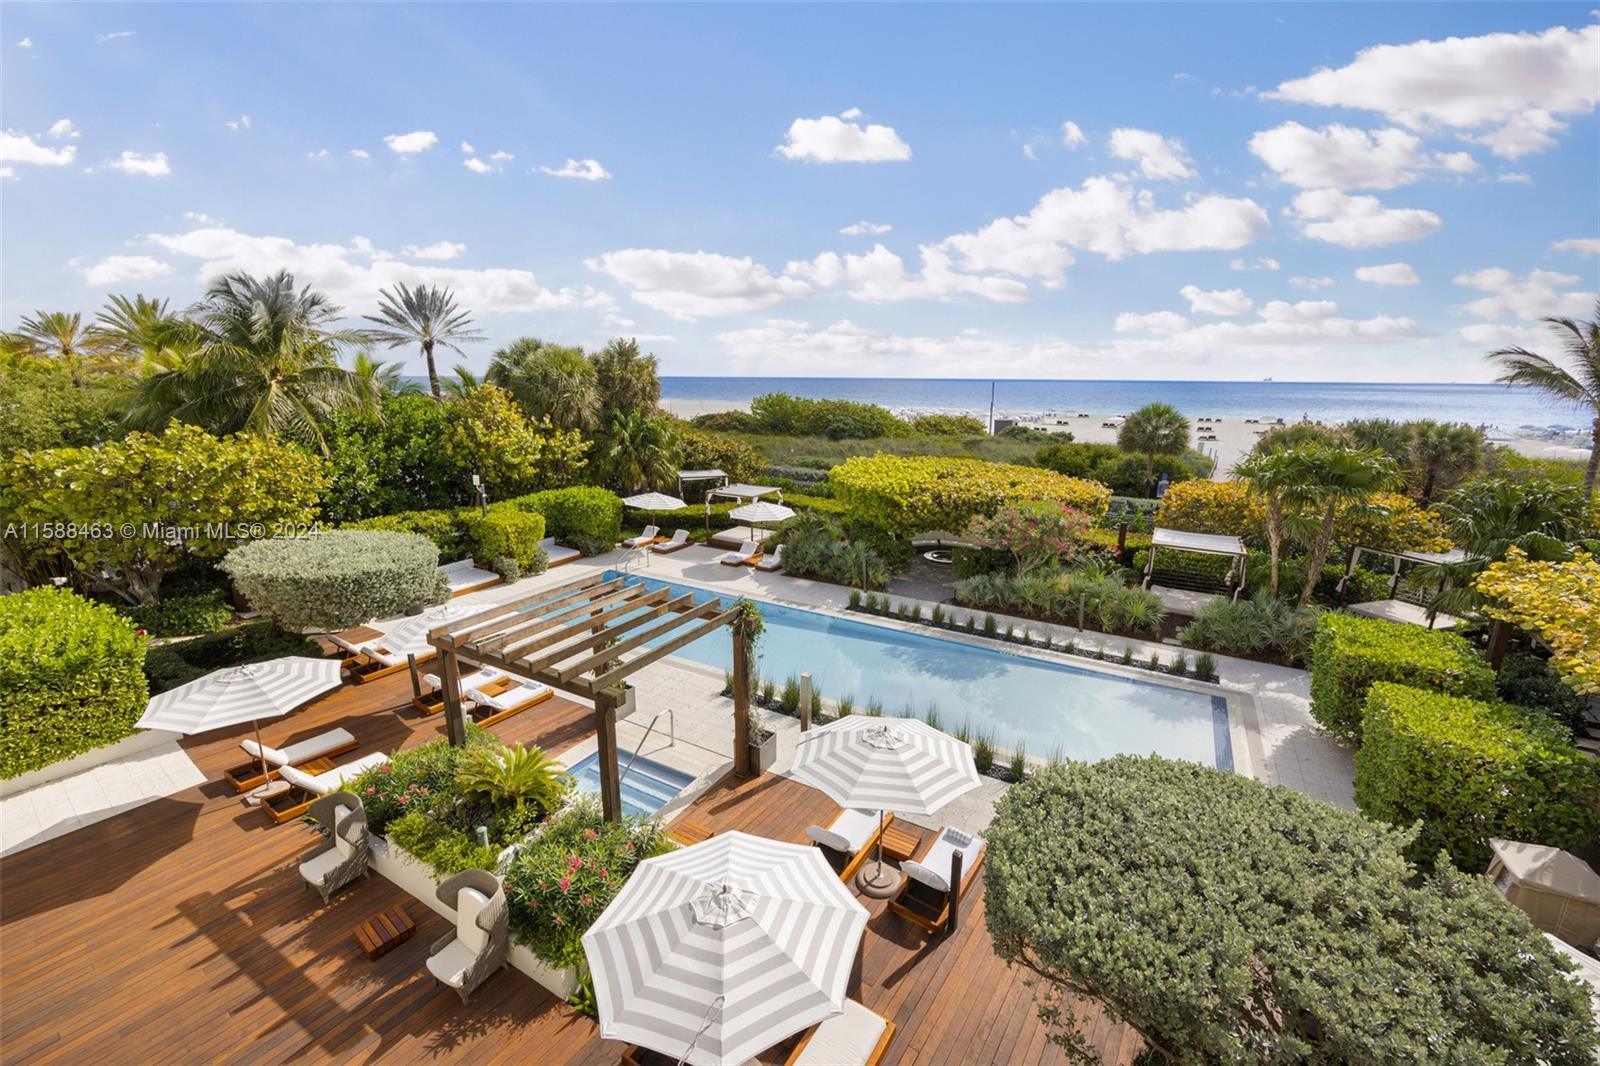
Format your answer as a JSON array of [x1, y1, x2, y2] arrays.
[[354, 903, 415, 961]]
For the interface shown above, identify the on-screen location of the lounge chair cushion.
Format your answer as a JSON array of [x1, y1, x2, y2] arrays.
[[754, 545, 785, 571], [904, 828, 986, 894], [467, 680, 549, 711], [299, 847, 343, 886], [356, 643, 405, 667], [540, 537, 582, 565], [806, 825, 854, 854], [426, 937, 476, 988], [282, 752, 390, 796], [332, 803, 355, 857], [456, 886, 490, 952], [793, 999, 888, 1066], [423, 667, 501, 694], [719, 540, 759, 563], [439, 559, 499, 593], [652, 530, 691, 553], [242, 727, 357, 767], [625, 525, 659, 547], [900, 860, 948, 894], [830, 809, 881, 852]]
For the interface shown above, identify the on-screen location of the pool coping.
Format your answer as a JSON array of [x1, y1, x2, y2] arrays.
[[602, 568, 1261, 782]]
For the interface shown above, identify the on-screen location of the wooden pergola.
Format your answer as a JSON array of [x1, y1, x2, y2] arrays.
[[427, 573, 754, 822]]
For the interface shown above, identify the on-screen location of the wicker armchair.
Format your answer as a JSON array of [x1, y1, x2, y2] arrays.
[[427, 869, 509, 1005], [298, 791, 371, 904]]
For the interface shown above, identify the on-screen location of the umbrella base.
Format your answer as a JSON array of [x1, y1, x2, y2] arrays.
[[855, 860, 904, 899]]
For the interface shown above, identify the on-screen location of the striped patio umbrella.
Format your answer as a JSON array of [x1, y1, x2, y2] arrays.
[[136, 657, 344, 794], [582, 831, 868, 1066], [374, 601, 501, 657], [787, 716, 980, 892], [726, 501, 795, 526], [623, 491, 688, 511]]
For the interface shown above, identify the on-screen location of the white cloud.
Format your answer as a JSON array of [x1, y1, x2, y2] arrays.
[[1267, 25, 1600, 158], [463, 157, 492, 174], [182, 211, 221, 224], [1107, 128, 1195, 180], [1231, 256, 1280, 271], [307, 148, 329, 159], [1457, 322, 1551, 349], [1495, 172, 1533, 184], [384, 130, 438, 154], [146, 226, 600, 313], [1290, 276, 1336, 291], [1061, 121, 1086, 149], [402, 240, 466, 261], [460, 140, 475, 154], [1, 166, 17, 180], [786, 244, 1030, 305], [940, 177, 1270, 284], [81, 254, 171, 286], [539, 158, 611, 181], [840, 220, 892, 236], [1022, 143, 1038, 161], [102, 150, 170, 176], [97, 31, 135, 43], [1116, 311, 1191, 333], [349, 148, 370, 160], [1354, 262, 1420, 285], [586, 249, 811, 320], [1551, 237, 1600, 256], [776, 110, 912, 163], [489, 150, 513, 163], [47, 119, 79, 140], [225, 115, 251, 132], [1454, 267, 1596, 321], [0, 130, 76, 167], [1179, 285, 1253, 315], [1247, 122, 1476, 189], [1288, 188, 1441, 247], [17, 37, 32, 48]]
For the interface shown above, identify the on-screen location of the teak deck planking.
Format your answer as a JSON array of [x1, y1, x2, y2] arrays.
[[0, 646, 1140, 1064]]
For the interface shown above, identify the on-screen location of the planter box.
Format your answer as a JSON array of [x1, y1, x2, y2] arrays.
[[749, 731, 777, 774], [369, 836, 579, 1000]]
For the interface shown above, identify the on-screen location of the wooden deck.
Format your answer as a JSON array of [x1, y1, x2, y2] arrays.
[[0, 651, 1138, 1065]]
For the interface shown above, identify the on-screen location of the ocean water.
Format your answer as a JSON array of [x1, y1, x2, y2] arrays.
[[659, 377, 1584, 432]]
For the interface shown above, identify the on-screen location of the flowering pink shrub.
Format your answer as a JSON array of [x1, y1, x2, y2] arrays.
[[965, 502, 1093, 576]]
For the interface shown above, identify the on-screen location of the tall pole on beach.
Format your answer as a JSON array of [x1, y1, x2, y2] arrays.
[[988, 380, 996, 435]]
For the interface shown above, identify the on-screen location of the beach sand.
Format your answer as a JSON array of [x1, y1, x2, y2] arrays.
[[659, 397, 1592, 479]]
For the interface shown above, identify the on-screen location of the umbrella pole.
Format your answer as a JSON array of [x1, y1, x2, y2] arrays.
[[249, 719, 273, 801]]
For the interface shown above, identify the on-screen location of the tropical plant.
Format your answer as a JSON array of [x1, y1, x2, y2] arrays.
[[1116, 402, 1190, 494], [124, 271, 373, 452], [1408, 420, 1486, 505], [443, 363, 480, 399], [14, 310, 121, 386], [441, 384, 591, 498], [590, 336, 660, 414], [1487, 300, 1600, 496], [1232, 449, 1300, 596], [985, 757, 1600, 1064], [93, 294, 199, 368], [1177, 592, 1324, 667], [831, 454, 1110, 536], [454, 742, 572, 815], [1476, 547, 1600, 694], [362, 282, 484, 401], [486, 337, 600, 431], [592, 407, 679, 492], [1284, 446, 1402, 606], [677, 427, 764, 488], [964, 502, 1092, 577]]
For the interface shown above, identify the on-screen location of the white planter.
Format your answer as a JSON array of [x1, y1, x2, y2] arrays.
[[370, 836, 579, 1000]]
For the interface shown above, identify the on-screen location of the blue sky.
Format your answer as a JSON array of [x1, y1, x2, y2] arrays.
[[3, 3, 1597, 381]]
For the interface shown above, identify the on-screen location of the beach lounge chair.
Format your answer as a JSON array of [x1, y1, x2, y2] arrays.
[[805, 809, 892, 883], [540, 536, 581, 568], [439, 558, 501, 598], [623, 525, 662, 549], [753, 544, 785, 572], [298, 791, 371, 904], [261, 751, 390, 825], [412, 665, 502, 715], [463, 675, 554, 728], [718, 539, 762, 566], [341, 640, 430, 684], [223, 726, 359, 791], [888, 827, 986, 935], [783, 999, 896, 1066], [426, 869, 510, 1006], [651, 529, 692, 554]]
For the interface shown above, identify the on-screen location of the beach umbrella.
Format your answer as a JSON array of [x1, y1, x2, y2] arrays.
[[582, 831, 868, 1066], [726, 501, 795, 525], [373, 601, 501, 657], [788, 716, 980, 894], [136, 657, 344, 794], [623, 491, 688, 511]]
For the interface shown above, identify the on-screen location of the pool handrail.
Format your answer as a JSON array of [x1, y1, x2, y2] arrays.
[[619, 708, 675, 787]]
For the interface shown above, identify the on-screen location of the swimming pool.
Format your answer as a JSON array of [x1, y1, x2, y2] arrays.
[[567, 750, 696, 818], [601, 572, 1234, 770]]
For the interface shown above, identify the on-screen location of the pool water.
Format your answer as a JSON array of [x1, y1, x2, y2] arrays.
[[567, 750, 696, 818], [602, 572, 1233, 770]]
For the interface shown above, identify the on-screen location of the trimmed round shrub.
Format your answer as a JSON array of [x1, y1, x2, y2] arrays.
[[0, 587, 149, 778], [985, 756, 1600, 1064], [119, 589, 235, 637], [463, 509, 545, 569], [502, 486, 623, 553], [831, 454, 1110, 537], [221, 531, 448, 631], [1356, 682, 1600, 872], [1308, 613, 1494, 744]]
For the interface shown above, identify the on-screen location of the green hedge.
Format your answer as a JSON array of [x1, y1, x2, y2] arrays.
[[501, 487, 622, 553], [221, 531, 448, 631], [118, 589, 235, 637], [1309, 614, 1495, 744], [144, 619, 324, 694], [462, 510, 545, 569], [1355, 682, 1600, 871], [0, 587, 149, 778], [344, 507, 473, 561]]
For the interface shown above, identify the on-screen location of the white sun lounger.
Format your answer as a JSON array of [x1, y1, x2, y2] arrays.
[[540, 536, 581, 567], [262, 751, 390, 824], [753, 544, 785, 571], [651, 529, 692, 554], [225, 727, 360, 791], [805, 808, 890, 881], [440, 558, 501, 597], [786, 998, 895, 1066], [718, 539, 761, 566], [623, 525, 661, 548]]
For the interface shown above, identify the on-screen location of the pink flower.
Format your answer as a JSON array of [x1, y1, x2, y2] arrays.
[[553, 914, 564, 926], [580, 895, 592, 907], [598, 868, 610, 880], [583, 827, 598, 841], [380, 764, 391, 775], [364, 786, 375, 796], [398, 793, 410, 804], [558, 876, 571, 893]]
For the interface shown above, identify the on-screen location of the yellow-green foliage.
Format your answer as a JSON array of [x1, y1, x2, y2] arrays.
[[0, 587, 149, 778], [1155, 480, 1449, 553], [830, 454, 1110, 536], [461, 510, 546, 568], [1477, 548, 1600, 695], [1356, 682, 1600, 871]]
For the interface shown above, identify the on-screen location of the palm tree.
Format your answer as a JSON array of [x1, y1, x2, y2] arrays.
[[15, 311, 118, 386], [351, 351, 413, 397], [594, 407, 679, 491], [1117, 402, 1191, 494], [1289, 445, 1402, 607], [1234, 448, 1306, 597], [126, 271, 372, 453], [363, 283, 484, 401], [1488, 302, 1600, 497], [486, 337, 600, 431], [93, 294, 199, 367], [1409, 421, 1485, 506], [591, 337, 661, 414], [442, 363, 480, 400]]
